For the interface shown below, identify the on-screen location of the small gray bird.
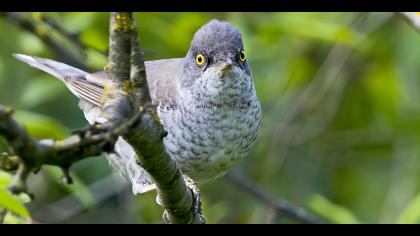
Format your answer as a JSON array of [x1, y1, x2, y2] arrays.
[[14, 19, 261, 194]]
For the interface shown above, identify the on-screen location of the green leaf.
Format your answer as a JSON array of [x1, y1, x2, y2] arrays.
[[307, 194, 361, 224], [397, 193, 420, 224], [0, 171, 13, 187], [13, 110, 70, 140], [0, 187, 30, 218]]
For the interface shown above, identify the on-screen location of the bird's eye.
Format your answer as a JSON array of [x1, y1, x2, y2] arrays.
[[239, 50, 246, 62], [196, 53, 205, 66]]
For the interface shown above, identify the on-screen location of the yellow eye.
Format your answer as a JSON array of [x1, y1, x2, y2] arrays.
[[196, 53, 205, 66], [240, 50, 246, 62]]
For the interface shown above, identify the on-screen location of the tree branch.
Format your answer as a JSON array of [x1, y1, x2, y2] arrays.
[[0, 105, 142, 168], [226, 172, 324, 224], [35, 13, 88, 55], [0, 153, 19, 171], [0, 104, 143, 194]]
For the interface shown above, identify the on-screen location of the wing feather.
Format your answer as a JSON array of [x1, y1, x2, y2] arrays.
[[65, 78, 104, 106]]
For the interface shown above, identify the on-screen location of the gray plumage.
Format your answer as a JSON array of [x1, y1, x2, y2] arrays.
[[14, 19, 261, 194]]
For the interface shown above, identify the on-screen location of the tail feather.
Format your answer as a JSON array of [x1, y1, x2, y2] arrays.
[[13, 53, 103, 104], [13, 53, 88, 80]]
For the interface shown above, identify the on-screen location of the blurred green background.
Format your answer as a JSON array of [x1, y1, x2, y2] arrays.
[[1, 12, 420, 224]]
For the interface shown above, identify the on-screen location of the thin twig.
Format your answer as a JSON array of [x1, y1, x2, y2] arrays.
[[36, 14, 87, 53], [0, 209, 7, 222], [226, 172, 324, 224], [36, 13, 108, 57], [3, 12, 89, 71]]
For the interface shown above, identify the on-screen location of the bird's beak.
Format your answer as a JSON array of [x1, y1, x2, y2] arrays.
[[221, 63, 233, 75], [218, 58, 234, 76]]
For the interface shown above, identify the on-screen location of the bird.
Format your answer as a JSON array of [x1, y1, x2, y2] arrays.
[[13, 19, 262, 195]]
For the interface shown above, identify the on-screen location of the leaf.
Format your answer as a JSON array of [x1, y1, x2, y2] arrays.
[[13, 110, 70, 140], [0, 171, 13, 187], [307, 194, 361, 224], [0, 187, 30, 218], [396, 193, 420, 224]]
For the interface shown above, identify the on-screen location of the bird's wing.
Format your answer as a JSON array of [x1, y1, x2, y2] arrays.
[[13, 53, 183, 195], [144, 58, 183, 106]]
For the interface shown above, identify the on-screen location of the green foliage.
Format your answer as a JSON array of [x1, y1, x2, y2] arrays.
[[0, 171, 30, 221], [0, 171, 12, 188], [397, 193, 420, 224], [308, 194, 361, 224]]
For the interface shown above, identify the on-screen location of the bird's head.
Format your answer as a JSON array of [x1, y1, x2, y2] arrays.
[[180, 19, 252, 103]]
